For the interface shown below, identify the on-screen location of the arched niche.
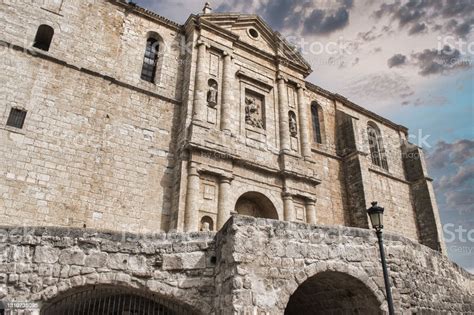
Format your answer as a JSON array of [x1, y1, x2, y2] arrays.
[[234, 191, 278, 220]]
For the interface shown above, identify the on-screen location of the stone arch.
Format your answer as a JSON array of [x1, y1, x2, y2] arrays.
[[37, 277, 211, 315], [40, 285, 197, 314], [285, 271, 383, 314], [284, 264, 385, 315], [230, 183, 283, 219], [234, 191, 278, 219]]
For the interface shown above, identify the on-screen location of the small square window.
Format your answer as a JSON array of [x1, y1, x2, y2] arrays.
[[6, 108, 27, 129]]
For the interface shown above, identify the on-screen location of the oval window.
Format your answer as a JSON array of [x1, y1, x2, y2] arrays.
[[249, 28, 259, 39]]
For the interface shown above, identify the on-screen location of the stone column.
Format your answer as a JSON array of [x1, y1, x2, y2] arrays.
[[184, 163, 200, 232], [277, 75, 290, 152], [297, 84, 311, 158], [217, 176, 232, 230], [306, 198, 317, 224], [193, 40, 208, 122], [283, 193, 296, 222], [221, 52, 233, 133]]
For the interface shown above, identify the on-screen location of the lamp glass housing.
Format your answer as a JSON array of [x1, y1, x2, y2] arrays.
[[368, 202, 384, 230]]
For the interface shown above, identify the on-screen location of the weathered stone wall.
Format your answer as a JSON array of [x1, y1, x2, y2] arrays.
[[0, 0, 445, 253], [0, 225, 216, 313], [0, 0, 184, 101], [221, 216, 473, 314], [403, 144, 446, 252], [1, 218, 472, 314], [0, 49, 179, 233]]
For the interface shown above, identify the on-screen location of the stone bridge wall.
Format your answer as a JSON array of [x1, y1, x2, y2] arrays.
[[1, 217, 473, 314], [220, 216, 473, 314], [0, 226, 217, 313]]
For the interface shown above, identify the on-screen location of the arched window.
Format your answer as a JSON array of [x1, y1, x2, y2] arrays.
[[367, 122, 388, 170], [140, 37, 160, 83], [33, 25, 54, 51], [311, 102, 322, 144]]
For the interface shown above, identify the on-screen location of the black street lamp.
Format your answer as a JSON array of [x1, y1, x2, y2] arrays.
[[367, 202, 395, 315]]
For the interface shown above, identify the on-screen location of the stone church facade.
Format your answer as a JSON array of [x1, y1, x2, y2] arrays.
[[0, 0, 472, 314]]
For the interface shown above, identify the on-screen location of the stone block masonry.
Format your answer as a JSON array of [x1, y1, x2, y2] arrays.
[[0, 0, 446, 254], [0, 1, 464, 313], [0, 217, 472, 314], [0, 225, 217, 313]]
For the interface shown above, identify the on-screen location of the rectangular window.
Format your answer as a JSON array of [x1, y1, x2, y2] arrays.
[[6, 108, 27, 129]]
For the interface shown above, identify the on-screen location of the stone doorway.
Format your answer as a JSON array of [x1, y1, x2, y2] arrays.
[[285, 271, 382, 315], [41, 286, 196, 315], [234, 192, 278, 219]]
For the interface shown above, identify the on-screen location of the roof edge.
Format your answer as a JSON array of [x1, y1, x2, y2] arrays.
[[305, 82, 409, 133], [110, 0, 183, 32]]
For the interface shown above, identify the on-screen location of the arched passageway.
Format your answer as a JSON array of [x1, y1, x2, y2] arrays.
[[234, 191, 278, 219], [285, 271, 382, 315], [41, 286, 197, 315]]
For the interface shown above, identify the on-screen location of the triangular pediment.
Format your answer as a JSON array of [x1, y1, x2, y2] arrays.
[[199, 13, 311, 74]]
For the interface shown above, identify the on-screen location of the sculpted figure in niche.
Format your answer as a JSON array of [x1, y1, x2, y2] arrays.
[[289, 111, 298, 136], [207, 80, 218, 108], [245, 96, 264, 129], [200, 222, 210, 232]]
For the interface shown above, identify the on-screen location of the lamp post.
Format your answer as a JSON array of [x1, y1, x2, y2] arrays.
[[367, 202, 395, 315]]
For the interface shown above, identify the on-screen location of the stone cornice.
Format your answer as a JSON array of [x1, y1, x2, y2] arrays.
[[236, 70, 274, 90], [368, 167, 409, 185], [196, 14, 311, 76], [197, 18, 240, 42], [185, 141, 320, 186], [310, 146, 342, 161], [280, 170, 321, 186]]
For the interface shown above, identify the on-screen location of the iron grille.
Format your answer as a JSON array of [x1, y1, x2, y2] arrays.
[[6, 108, 27, 129], [141, 38, 159, 83], [40, 287, 196, 315]]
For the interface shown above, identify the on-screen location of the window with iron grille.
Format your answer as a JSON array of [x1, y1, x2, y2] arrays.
[[368, 123, 389, 171], [311, 103, 322, 144], [140, 38, 159, 83], [6, 108, 27, 129]]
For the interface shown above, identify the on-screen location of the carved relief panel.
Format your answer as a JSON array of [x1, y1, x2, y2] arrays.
[[236, 66, 277, 147], [245, 90, 265, 130]]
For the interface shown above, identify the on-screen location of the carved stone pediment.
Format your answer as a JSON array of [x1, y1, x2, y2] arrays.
[[199, 14, 312, 75]]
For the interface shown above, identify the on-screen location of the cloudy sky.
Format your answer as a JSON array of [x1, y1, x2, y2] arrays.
[[135, 0, 473, 272]]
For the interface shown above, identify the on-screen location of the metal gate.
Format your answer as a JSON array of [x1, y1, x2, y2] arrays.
[[40, 286, 196, 315]]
